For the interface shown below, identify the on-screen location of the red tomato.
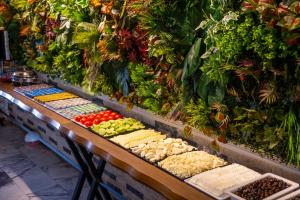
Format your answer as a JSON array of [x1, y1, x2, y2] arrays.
[[100, 117, 108, 122], [108, 116, 114, 121], [75, 116, 82, 122], [93, 119, 101, 125], [88, 115, 95, 121], [103, 113, 109, 117], [84, 121, 93, 127], [110, 112, 117, 116], [105, 110, 113, 113], [114, 114, 122, 119], [80, 117, 88, 124]]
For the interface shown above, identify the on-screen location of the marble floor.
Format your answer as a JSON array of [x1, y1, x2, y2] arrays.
[[0, 120, 89, 200]]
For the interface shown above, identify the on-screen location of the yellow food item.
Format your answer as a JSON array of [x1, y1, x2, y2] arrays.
[[131, 138, 196, 162], [158, 151, 227, 179], [34, 92, 78, 102], [110, 129, 166, 149]]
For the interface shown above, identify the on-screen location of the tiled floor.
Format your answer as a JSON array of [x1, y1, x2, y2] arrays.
[[0, 121, 89, 200]]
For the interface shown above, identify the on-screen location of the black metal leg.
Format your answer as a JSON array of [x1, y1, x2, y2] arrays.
[[72, 172, 86, 200], [87, 180, 99, 200], [65, 137, 102, 200], [79, 146, 112, 200]]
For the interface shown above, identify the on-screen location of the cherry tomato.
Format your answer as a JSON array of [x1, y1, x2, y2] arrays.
[[80, 117, 88, 124], [105, 110, 113, 114], [110, 112, 117, 116], [84, 121, 93, 127], [102, 117, 109, 122], [88, 115, 95, 121], [103, 113, 109, 117], [96, 112, 103, 117], [108, 116, 114, 121], [114, 114, 122, 119], [93, 119, 101, 125], [75, 116, 82, 122]]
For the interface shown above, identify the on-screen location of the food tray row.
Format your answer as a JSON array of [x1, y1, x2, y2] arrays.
[[13, 83, 299, 200]]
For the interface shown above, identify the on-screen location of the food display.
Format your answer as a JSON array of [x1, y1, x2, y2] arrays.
[[24, 87, 64, 98], [74, 110, 122, 128], [131, 138, 196, 163], [91, 118, 144, 137], [158, 151, 227, 179], [233, 176, 289, 200], [45, 98, 91, 109], [185, 163, 261, 198], [34, 92, 78, 102], [14, 84, 51, 93], [11, 82, 300, 200], [110, 129, 167, 149]]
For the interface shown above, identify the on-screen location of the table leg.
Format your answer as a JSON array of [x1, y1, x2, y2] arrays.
[[65, 137, 102, 200], [79, 146, 112, 200]]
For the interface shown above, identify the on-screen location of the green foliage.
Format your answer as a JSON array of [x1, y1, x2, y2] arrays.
[[52, 45, 85, 85], [128, 62, 162, 113], [88, 73, 114, 95], [29, 42, 85, 85], [102, 61, 130, 96], [185, 99, 210, 128], [277, 110, 300, 165], [182, 38, 203, 103]]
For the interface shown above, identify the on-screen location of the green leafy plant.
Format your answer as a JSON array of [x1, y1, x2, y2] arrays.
[[185, 99, 210, 128]]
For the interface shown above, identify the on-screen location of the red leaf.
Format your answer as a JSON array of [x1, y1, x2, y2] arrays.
[[218, 134, 227, 143]]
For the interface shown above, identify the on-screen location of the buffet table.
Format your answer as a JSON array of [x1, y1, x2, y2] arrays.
[[0, 82, 214, 200]]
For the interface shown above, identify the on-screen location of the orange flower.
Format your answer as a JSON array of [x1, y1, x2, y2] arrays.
[[90, 0, 102, 7]]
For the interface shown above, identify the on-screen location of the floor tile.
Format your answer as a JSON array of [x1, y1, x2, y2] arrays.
[[0, 182, 28, 200], [0, 171, 12, 187], [0, 122, 90, 200], [26, 184, 70, 200]]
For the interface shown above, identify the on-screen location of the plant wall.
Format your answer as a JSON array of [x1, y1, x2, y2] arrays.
[[1, 0, 300, 167]]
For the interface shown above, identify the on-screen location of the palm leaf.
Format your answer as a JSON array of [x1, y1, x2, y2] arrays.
[[259, 83, 278, 104]]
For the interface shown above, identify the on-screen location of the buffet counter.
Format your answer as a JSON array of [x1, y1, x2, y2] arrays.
[[0, 82, 214, 200]]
